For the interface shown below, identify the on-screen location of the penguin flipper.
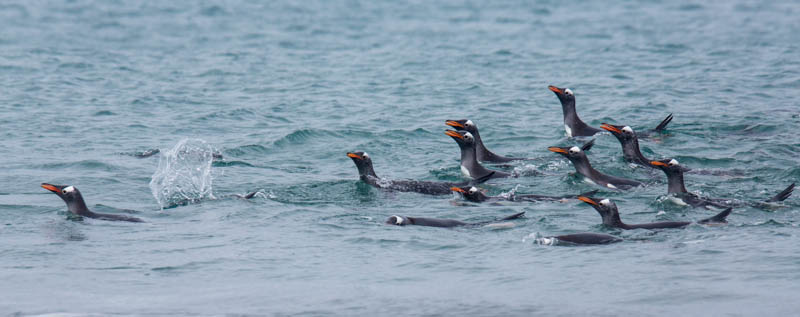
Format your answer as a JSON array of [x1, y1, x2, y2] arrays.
[[240, 191, 258, 199], [581, 139, 596, 152], [498, 211, 525, 221], [469, 172, 496, 185], [698, 207, 733, 224], [653, 113, 673, 132], [766, 183, 794, 202]]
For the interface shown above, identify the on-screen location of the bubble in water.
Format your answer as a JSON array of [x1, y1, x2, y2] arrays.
[[149, 138, 216, 209]]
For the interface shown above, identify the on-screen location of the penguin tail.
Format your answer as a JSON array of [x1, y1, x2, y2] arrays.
[[499, 212, 525, 221], [654, 113, 673, 132], [766, 183, 794, 202], [581, 139, 596, 152], [698, 207, 733, 224], [239, 191, 258, 199], [469, 172, 496, 185]]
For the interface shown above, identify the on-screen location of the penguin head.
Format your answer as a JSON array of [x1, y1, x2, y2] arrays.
[[601, 123, 637, 142], [41, 183, 86, 213], [347, 152, 377, 177], [547, 139, 595, 160], [548, 85, 575, 106], [650, 158, 682, 174], [578, 196, 621, 227], [445, 119, 478, 134], [386, 215, 410, 226], [450, 186, 488, 202], [444, 130, 475, 148]]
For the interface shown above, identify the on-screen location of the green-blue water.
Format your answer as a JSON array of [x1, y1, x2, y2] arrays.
[[2, 1, 799, 315]]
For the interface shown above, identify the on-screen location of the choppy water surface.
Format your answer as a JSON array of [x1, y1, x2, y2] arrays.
[[2, 1, 799, 315]]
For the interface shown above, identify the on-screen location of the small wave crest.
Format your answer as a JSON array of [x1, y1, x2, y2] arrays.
[[149, 139, 216, 209]]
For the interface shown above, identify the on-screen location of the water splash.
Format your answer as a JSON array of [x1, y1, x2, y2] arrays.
[[149, 138, 216, 209]]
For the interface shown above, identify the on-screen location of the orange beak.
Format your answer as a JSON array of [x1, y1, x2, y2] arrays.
[[600, 123, 621, 133], [444, 130, 464, 139], [650, 161, 668, 167], [450, 187, 466, 193], [548, 85, 562, 93], [548, 147, 568, 154], [577, 196, 598, 205], [445, 120, 465, 128], [41, 184, 59, 193], [347, 153, 362, 159]]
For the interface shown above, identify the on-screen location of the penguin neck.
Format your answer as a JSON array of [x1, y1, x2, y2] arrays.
[[666, 170, 688, 194], [67, 195, 92, 217], [623, 137, 650, 165], [562, 101, 590, 130], [460, 144, 492, 177], [570, 156, 601, 180], [603, 209, 630, 229], [470, 130, 495, 161]]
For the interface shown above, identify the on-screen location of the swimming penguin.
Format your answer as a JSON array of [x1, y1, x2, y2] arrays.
[[445, 119, 527, 163], [346, 152, 494, 195], [444, 130, 513, 180], [451, 186, 598, 204], [577, 195, 733, 229], [41, 183, 144, 222], [600, 123, 656, 168], [535, 233, 622, 245], [650, 159, 795, 208], [548, 139, 643, 190], [549, 85, 673, 137], [385, 211, 525, 228]]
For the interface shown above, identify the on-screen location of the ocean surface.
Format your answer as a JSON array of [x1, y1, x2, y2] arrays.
[[2, 1, 799, 315]]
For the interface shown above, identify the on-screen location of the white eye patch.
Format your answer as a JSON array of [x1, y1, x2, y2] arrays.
[[469, 187, 478, 194], [622, 126, 633, 133], [463, 132, 474, 140], [63, 186, 75, 193], [569, 146, 581, 153], [669, 159, 679, 166], [465, 120, 474, 126], [362, 152, 369, 159], [600, 199, 611, 205], [392, 216, 403, 225], [565, 88, 573, 95]]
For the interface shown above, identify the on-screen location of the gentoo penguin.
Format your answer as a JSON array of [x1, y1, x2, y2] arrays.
[[650, 159, 795, 208], [600, 123, 655, 167], [549, 85, 673, 137], [386, 212, 524, 228], [444, 130, 513, 180], [346, 152, 494, 195], [548, 139, 643, 190], [445, 119, 527, 163], [41, 183, 144, 222], [535, 233, 622, 245], [451, 186, 598, 204], [578, 195, 732, 229]]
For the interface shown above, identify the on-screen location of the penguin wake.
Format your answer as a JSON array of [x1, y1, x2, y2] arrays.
[[149, 138, 217, 209]]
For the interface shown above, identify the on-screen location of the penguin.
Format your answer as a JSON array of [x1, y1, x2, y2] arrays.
[[41, 183, 144, 223], [548, 139, 643, 190], [346, 152, 494, 195], [549, 85, 673, 137], [577, 195, 733, 229], [535, 233, 622, 245], [650, 159, 795, 208], [444, 130, 513, 180], [445, 119, 527, 162], [600, 123, 655, 168], [451, 186, 598, 204], [386, 212, 525, 228]]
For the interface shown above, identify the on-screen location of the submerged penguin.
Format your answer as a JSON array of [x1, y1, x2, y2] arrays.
[[549, 85, 672, 137], [578, 195, 732, 230], [347, 151, 494, 195], [386, 212, 525, 228], [444, 130, 513, 180], [650, 159, 794, 209], [445, 119, 528, 163], [41, 183, 144, 223], [451, 186, 598, 204], [548, 139, 643, 190]]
